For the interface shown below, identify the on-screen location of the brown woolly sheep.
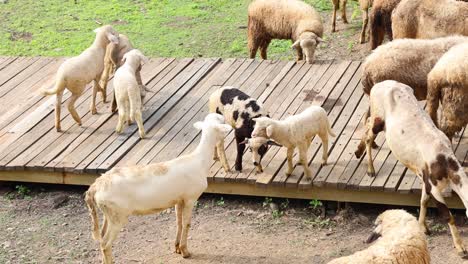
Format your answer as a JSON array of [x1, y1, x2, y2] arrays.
[[328, 210, 430, 264], [247, 0, 324, 64], [330, 0, 372, 44], [427, 42, 468, 141], [369, 0, 401, 49], [392, 0, 468, 39]]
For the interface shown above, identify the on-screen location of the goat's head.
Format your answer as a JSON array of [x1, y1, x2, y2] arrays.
[[251, 116, 274, 138], [291, 32, 324, 64], [366, 209, 418, 244], [193, 114, 231, 143], [239, 137, 281, 173], [122, 49, 148, 69], [94, 25, 119, 45]]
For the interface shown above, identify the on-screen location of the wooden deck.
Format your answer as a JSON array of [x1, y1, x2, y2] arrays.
[[0, 56, 466, 208]]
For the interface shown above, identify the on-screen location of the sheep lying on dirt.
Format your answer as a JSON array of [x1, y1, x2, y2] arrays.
[[357, 80, 468, 257], [427, 42, 468, 141], [328, 209, 430, 264], [369, 0, 401, 49], [113, 49, 148, 139], [331, 0, 372, 44], [392, 0, 468, 39], [85, 113, 231, 263], [208, 87, 270, 172], [250, 105, 335, 179], [248, 0, 324, 63], [99, 34, 147, 113], [41, 25, 119, 132]]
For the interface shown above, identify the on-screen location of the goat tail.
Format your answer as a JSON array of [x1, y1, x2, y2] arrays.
[[85, 188, 100, 241], [41, 77, 66, 96], [326, 119, 336, 137]]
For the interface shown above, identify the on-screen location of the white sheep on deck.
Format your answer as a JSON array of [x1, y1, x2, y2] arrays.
[[113, 49, 148, 138], [248, 105, 335, 179], [85, 113, 231, 264], [328, 209, 430, 264]]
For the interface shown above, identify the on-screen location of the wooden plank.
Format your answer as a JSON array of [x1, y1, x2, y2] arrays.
[[92, 58, 221, 172], [0, 57, 18, 70], [55, 58, 193, 173], [0, 57, 40, 87], [115, 58, 242, 168]]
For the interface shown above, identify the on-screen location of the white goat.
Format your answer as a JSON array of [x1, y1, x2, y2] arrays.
[[113, 49, 148, 138], [360, 80, 468, 257], [85, 113, 231, 264], [328, 210, 430, 264], [249, 105, 335, 179], [41, 25, 119, 132]]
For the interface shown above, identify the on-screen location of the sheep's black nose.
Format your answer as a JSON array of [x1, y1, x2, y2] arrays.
[[253, 162, 259, 166]]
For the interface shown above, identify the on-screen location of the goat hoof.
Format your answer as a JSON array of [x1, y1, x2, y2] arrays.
[[458, 250, 468, 259], [182, 251, 191, 258], [367, 170, 375, 177], [321, 161, 327, 166], [56, 127, 62, 132], [354, 150, 362, 159], [371, 142, 379, 149], [91, 109, 97, 115]]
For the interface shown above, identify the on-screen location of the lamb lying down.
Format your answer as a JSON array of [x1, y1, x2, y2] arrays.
[[328, 209, 430, 264], [246, 105, 335, 179]]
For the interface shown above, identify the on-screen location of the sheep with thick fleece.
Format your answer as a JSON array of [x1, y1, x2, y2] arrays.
[[248, 0, 324, 64], [41, 25, 119, 132], [99, 34, 148, 113], [358, 80, 468, 257], [250, 105, 335, 179], [392, 0, 468, 40], [113, 49, 148, 139], [85, 113, 231, 263], [328, 209, 430, 264], [426, 42, 468, 141], [208, 87, 271, 172]]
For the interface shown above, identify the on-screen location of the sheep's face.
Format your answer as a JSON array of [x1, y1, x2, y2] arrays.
[[292, 33, 324, 64], [122, 49, 149, 69], [94, 25, 119, 45], [367, 209, 418, 243], [194, 114, 231, 143], [251, 117, 272, 138], [240, 137, 281, 173]]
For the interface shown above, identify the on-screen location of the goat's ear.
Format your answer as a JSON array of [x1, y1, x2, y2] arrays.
[[107, 32, 119, 45], [266, 125, 274, 138], [266, 140, 281, 147], [316, 37, 325, 43], [291, 39, 301, 50], [93, 27, 101, 34], [366, 225, 382, 244], [193, 121, 205, 130], [121, 53, 128, 64], [239, 139, 249, 145], [217, 124, 232, 134]]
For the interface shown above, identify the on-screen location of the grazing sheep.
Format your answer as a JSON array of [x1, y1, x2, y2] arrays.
[[99, 34, 147, 113], [41, 25, 119, 132], [85, 113, 232, 264], [113, 49, 148, 139], [369, 0, 401, 49], [392, 0, 468, 40], [328, 210, 430, 264], [427, 42, 468, 141], [250, 105, 336, 179], [247, 0, 324, 63], [331, 0, 372, 44], [208, 87, 270, 172], [357, 80, 468, 257]]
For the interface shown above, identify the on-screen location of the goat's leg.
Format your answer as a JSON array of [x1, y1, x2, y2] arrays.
[[341, 0, 348, 23], [360, 9, 369, 44], [248, 38, 260, 59], [234, 132, 245, 171], [217, 139, 230, 173], [179, 200, 195, 258], [174, 201, 184, 254], [418, 185, 431, 234], [331, 0, 338, 32], [296, 47, 304, 62], [55, 92, 63, 132], [320, 133, 329, 165], [432, 189, 468, 257], [134, 111, 145, 138], [100, 215, 108, 239], [68, 92, 82, 126], [111, 93, 118, 113], [298, 144, 312, 179], [286, 147, 294, 176], [91, 80, 100, 114], [365, 129, 377, 177]]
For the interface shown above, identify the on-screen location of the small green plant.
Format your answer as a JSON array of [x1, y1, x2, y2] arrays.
[[272, 209, 284, 219], [216, 197, 225, 206], [347, 41, 354, 51], [304, 216, 334, 228], [280, 199, 289, 210], [263, 197, 273, 208], [431, 223, 447, 233], [309, 199, 323, 209]]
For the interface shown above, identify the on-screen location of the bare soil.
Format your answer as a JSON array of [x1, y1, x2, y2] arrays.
[[1, 183, 468, 264]]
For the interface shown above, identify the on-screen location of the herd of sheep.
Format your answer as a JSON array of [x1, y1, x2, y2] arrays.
[[32, 0, 468, 263]]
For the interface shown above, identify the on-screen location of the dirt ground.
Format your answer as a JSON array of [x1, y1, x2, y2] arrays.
[[1, 183, 468, 264]]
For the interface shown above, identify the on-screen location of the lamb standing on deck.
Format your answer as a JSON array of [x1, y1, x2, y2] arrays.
[[247, 0, 324, 63], [85, 113, 231, 264], [113, 49, 148, 138], [249, 105, 335, 179], [357, 80, 468, 258]]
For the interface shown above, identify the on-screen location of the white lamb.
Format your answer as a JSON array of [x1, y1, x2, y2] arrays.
[[249, 105, 335, 179], [41, 25, 119, 132], [328, 209, 430, 264], [113, 49, 148, 139], [85, 113, 231, 264]]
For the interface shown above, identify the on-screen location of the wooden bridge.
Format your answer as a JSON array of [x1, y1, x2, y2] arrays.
[[0, 57, 466, 208]]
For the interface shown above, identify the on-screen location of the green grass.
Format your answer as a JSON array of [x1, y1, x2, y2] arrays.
[[0, 0, 328, 59]]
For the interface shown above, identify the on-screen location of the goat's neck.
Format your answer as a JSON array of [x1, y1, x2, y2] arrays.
[[193, 130, 217, 167], [92, 32, 109, 49]]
